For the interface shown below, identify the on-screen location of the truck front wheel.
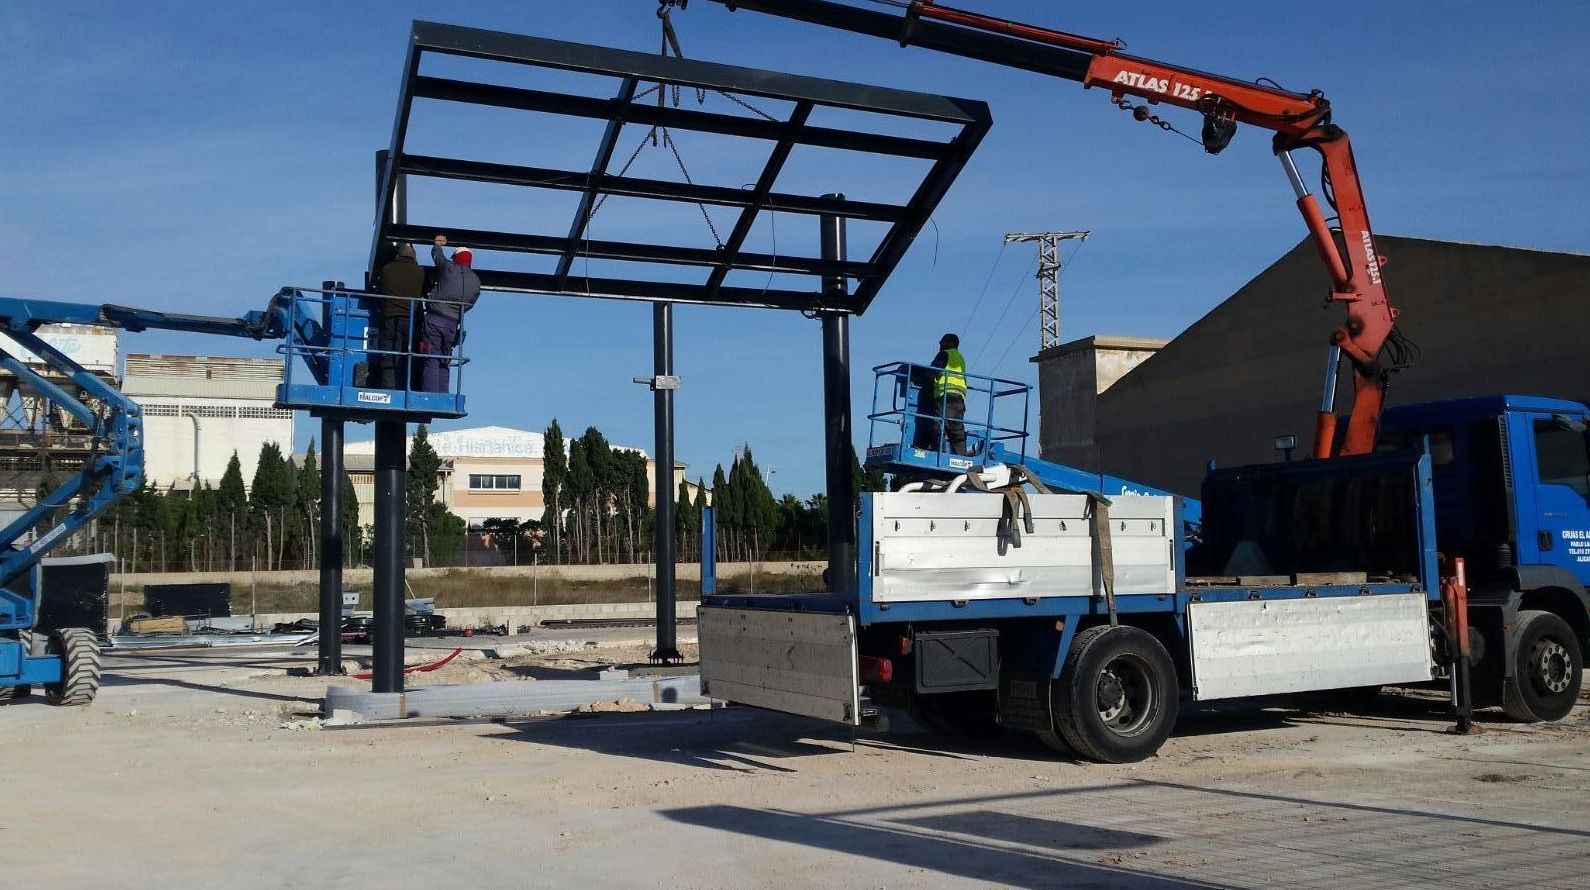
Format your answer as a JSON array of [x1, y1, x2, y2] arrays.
[[1040, 625, 1179, 763], [1502, 610, 1582, 722]]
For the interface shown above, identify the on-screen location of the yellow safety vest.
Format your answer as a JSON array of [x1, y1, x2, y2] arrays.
[[933, 348, 967, 399]]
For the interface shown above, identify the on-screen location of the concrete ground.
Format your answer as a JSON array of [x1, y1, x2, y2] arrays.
[[3, 641, 1587, 890]]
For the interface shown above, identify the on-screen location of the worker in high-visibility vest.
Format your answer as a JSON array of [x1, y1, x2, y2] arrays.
[[914, 333, 970, 455]]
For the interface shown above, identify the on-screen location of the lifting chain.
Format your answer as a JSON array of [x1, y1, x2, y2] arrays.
[[1110, 95, 1205, 148]]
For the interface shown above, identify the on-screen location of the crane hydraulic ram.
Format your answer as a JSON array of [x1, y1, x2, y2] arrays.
[[707, 0, 1409, 458]]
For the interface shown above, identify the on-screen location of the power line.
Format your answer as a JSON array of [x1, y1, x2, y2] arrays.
[[970, 252, 1039, 367], [959, 240, 1009, 334]]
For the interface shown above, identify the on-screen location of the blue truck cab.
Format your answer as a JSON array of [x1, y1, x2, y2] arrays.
[[1377, 395, 1590, 716]]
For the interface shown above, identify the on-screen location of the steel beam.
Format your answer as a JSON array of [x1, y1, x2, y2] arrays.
[[396, 154, 904, 222], [317, 417, 344, 676], [371, 420, 406, 693], [820, 197, 857, 597], [408, 21, 989, 123], [650, 303, 681, 663], [411, 76, 950, 160], [471, 270, 818, 311], [384, 223, 872, 280]]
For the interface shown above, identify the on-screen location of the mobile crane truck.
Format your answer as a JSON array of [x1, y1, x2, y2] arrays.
[[693, 0, 1589, 761]]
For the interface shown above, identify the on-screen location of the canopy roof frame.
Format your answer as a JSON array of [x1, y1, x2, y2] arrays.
[[371, 21, 991, 314]]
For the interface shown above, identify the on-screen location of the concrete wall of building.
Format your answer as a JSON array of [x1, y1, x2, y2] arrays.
[[123, 354, 292, 490], [1033, 336, 1166, 470], [1082, 236, 1590, 495], [136, 400, 294, 489]]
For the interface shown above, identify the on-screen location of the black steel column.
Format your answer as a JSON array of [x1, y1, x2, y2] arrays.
[[372, 420, 407, 692], [317, 417, 345, 675], [820, 195, 857, 597], [651, 302, 682, 662]]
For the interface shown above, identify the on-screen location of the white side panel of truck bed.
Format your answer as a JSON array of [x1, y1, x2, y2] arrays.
[[697, 606, 860, 726], [870, 492, 1176, 603], [1188, 593, 1434, 700]]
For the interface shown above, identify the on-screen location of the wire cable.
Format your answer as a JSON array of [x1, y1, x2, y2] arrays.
[[970, 251, 1038, 367], [959, 240, 1009, 335]]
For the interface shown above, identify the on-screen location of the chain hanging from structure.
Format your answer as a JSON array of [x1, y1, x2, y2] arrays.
[[1004, 230, 1089, 351]]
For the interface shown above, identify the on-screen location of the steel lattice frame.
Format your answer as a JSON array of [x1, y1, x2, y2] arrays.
[[371, 22, 991, 315], [1005, 230, 1088, 351]]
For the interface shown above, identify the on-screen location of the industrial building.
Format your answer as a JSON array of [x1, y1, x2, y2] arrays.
[[341, 425, 685, 530], [122, 353, 295, 491], [1036, 236, 1590, 495]]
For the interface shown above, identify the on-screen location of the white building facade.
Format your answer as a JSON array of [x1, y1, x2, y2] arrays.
[[342, 426, 683, 529], [122, 354, 294, 491]]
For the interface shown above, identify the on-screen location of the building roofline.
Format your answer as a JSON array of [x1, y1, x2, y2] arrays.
[[1031, 334, 1169, 363]]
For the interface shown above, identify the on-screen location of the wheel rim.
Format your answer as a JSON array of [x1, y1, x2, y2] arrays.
[[1530, 637, 1573, 695], [1095, 654, 1155, 737]]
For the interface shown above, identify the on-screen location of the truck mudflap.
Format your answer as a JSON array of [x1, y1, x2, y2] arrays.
[[698, 606, 862, 726], [1188, 592, 1434, 700]]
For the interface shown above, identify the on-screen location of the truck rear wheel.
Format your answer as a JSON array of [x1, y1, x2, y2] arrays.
[[1502, 610, 1582, 722], [1041, 625, 1179, 763], [43, 628, 102, 707]]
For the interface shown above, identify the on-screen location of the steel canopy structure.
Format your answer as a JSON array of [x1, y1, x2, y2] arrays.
[[371, 21, 991, 314]]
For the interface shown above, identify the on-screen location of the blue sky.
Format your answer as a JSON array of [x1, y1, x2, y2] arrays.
[[4, 1, 1587, 496]]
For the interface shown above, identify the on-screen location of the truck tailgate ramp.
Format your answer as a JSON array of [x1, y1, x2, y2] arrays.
[[698, 606, 860, 726]]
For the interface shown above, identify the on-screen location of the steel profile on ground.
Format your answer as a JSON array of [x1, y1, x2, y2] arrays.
[[324, 675, 712, 720], [371, 21, 991, 314]]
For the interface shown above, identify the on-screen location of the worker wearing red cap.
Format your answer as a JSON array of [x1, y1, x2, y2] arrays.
[[421, 234, 480, 392]]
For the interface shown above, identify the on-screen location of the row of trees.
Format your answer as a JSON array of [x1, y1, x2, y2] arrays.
[[66, 440, 357, 573], [537, 419, 884, 566], [42, 417, 886, 572], [51, 428, 468, 573]]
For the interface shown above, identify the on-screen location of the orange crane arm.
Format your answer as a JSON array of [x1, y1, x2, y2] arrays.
[[712, 0, 1403, 457]]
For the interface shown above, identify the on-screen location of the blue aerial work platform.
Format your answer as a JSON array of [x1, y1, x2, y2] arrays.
[[0, 285, 466, 706], [864, 361, 1202, 524]]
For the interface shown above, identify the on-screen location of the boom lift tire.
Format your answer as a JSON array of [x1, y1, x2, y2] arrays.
[[1501, 610, 1582, 722], [1040, 625, 1179, 763], [43, 628, 102, 707], [907, 690, 1002, 738]]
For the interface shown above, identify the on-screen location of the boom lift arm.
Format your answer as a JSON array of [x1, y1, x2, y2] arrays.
[[709, 0, 1405, 458], [0, 292, 302, 626]]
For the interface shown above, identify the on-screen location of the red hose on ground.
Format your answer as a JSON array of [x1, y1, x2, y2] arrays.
[[351, 647, 464, 681]]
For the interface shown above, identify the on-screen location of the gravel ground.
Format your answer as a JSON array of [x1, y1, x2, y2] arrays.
[[2, 643, 1586, 890]]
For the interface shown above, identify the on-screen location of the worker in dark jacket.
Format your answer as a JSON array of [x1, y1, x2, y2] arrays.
[[914, 333, 969, 454], [373, 243, 424, 389], [420, 233, 480, 392]]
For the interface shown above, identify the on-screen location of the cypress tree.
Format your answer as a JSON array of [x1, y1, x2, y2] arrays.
[[541, 420, 566, 563]]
